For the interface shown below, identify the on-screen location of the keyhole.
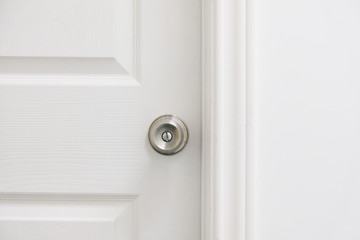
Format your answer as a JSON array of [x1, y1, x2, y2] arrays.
[[162, 131, 173, 142]]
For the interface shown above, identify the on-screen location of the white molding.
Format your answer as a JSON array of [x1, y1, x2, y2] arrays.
[[202, 0, 251, 239], [0, 193, 138, 201], [0, 75, 141, 86], [132, 0, 139, 81]]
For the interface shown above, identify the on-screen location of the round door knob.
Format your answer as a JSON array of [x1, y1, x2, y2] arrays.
[[148, 115, 189, 155]]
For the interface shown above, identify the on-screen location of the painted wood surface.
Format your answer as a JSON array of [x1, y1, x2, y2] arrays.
[[204, 0, 360, 239], [0, 0, 202, 239]]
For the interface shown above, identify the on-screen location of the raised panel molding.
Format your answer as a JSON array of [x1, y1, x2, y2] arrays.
[[0, 0, 138, 85], [0, 194, 137, 240]]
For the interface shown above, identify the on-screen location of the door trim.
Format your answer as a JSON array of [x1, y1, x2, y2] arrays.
[[202, 0, 252, 239]]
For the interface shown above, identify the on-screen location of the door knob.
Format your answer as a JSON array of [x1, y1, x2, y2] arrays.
[[148, 115, 188, 155]]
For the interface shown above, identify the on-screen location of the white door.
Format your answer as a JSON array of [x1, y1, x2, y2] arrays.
[[248, 0, 360, 239], [0, 0, 201, 240]]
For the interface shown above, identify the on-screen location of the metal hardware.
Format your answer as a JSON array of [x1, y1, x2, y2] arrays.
[[161, 131, 173, 142], [148, 115, 189, 155]]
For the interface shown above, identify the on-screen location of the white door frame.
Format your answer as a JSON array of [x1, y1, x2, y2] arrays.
[[202, 0, 249, 239]]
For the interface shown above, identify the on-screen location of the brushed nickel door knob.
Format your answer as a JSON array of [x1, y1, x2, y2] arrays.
[[148, 115, 189, 155]]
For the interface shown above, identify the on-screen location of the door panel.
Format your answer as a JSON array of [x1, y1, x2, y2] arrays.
[[0, 0, 201, 239], [0, 195, 135, 240], [0, 86, 142, 193]]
